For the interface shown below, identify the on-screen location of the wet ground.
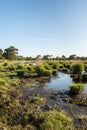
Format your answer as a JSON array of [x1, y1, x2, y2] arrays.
[[22, 72, 87, 129]]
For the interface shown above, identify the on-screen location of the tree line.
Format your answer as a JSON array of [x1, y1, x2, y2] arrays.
[[0, 46, 87, 60]]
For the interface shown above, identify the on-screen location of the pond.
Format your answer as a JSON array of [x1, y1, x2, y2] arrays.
[[44, 72, 87, 94]]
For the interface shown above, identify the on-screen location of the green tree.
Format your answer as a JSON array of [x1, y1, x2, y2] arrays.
[[3, 46, 18, 60], [68, 54, 76, 60], [35, 55, 42, 60], [42, 55, 53, 60], [62, 55, 66, 60]]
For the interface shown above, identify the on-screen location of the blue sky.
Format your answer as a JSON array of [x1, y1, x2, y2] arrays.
[[0, 0, 87, 57]]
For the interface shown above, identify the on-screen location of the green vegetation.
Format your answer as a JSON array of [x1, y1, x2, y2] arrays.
[[35, 65, 52, 77], [31, 110, 74, 130], [3, 46, 18, 60], [1, 46, 87, 60], [0, 60, 87, 129], [69, 83, 84, 95]]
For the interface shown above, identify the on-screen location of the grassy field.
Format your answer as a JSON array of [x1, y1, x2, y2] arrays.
[[0, 60, 87, 130]]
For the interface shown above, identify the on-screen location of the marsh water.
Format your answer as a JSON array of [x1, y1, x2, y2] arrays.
[[23, 71, 87, 128], [27, 72, 87, 94], [44, 72, 73, 91], [44, 72, 87, 94]]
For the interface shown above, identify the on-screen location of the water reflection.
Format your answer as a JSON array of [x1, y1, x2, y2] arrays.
[[44, 72, 74, 91]]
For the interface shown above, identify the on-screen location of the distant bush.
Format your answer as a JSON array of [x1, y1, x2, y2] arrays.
[[72, 63, 84, 74], [69, 83, 84, 95]]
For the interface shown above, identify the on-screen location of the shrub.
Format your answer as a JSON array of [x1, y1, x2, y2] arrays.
[[69, 83, 84, 95], [72, 63, 84, 74]]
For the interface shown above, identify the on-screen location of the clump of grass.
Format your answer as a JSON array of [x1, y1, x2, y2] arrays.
[[69, 83, 84, 95], [32, 110, 74, 130], [72, 63, 84, 74], [27, 66, 34, 72], [17, 69, 26, 77], [17, 65, 27, 77], [35, 65, 52, 77]]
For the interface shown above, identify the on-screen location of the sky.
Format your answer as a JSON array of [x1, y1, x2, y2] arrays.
[[0, 0, 87, 57]]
